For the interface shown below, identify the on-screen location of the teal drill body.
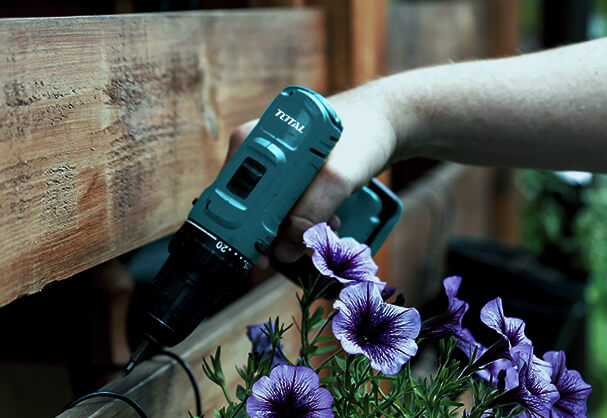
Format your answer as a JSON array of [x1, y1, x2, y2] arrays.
[[125, 86, 402, 374], [189, 86, 342, 263]]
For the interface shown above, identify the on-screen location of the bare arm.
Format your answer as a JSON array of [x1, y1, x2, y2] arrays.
[[375, 37, 607, 171], [229, 38, 607, 262]]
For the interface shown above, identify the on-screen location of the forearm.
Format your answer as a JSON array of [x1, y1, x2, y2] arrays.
[[372, 38, 607, 172]]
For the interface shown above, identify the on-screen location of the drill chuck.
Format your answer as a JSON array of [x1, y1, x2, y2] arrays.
[[142, 221, 252, 348]]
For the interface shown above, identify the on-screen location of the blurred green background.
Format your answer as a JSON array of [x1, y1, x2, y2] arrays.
[[520, 2, 607, 417]]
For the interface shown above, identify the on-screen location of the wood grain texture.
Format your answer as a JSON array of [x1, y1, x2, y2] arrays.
[[57, 275, 302, 417], [487, 0, 522, 57], [387, 1, 486, 74], [388, 164, 496, 307], [303, 0, 386, 92], [0, 10, 327, 307]]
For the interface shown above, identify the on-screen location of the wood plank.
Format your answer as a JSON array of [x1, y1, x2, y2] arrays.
[[0, 10, 327, 308], [57, 275, 302, 417], [387, 1, 486, 73], [388, 164, 496, 306], [303, 0, 387, 92], [349, 0, 387, 85], [488, 0, 522, 57]]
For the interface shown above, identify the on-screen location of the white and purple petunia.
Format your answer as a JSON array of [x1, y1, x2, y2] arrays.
[[332, 282, 420, 375], [503, 345, 560, 418], [480, 297, 553, 379], [303, 222, 386, 290], [454, 327, 485, 360], [246, 365, 334, 418], [543, 350, 592, 417], [480, 297, 532, 351], [421, 276, 469, 340], [246, 321, 288, 367]]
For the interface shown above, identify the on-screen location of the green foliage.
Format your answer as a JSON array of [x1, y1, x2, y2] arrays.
[[521, 0, 542, 43], [519, 170, 582, 259], [518, 169, 607, 415], [596, 0, 607, 16], [199, 274, 520, 417]]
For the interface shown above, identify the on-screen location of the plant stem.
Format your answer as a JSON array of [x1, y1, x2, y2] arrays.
[[344, 355, 353, 416], [315, 348, 344, 373], [220, 382, 232, 404], [230, 402, 244, 418], [310, 310, 338, 345]]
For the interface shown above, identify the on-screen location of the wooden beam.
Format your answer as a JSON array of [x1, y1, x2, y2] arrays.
[[387, 1, 487, 73], [0, 10, 327, 308], [488, 0, 523, 57], [389, 164, 496, 307], [303, 0, 387, 92], [57, 275, 302, 417]]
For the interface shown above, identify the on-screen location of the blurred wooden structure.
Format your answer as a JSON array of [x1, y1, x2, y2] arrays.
[[0, 9, 327, 306], [0, 1, 522, 416]]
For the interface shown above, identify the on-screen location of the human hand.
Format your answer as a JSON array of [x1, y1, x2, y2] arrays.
[[225, 87, 397, 264]]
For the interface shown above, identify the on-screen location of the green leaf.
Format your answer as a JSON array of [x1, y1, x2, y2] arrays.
[[308, 305, 325, 329], [320, 376, 338, 385], [233, 406, 249, 418], [314, 335, 335, 343], [310, 345, 337, 356], [335, 355, 347, 370], [236, 385, 247, 401], [235, 365, 247, 381]]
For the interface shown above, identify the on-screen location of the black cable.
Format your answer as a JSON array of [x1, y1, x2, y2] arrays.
[[60, 391, 147, 417], [60, 351, 200, 417], [157, 350, 202, 417]]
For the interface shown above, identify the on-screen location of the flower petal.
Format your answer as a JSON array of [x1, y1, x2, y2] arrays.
[[246, 321, 288, 366], [510, 345, 560, 417], [480, 297, 531, 350], [304, 222, 383, 289], [543, 350, 592, 417], [332, 282, 420, 375], [246, 365, 334, 417], [421, 276, 469, 340]]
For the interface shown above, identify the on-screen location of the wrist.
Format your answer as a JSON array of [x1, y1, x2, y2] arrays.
[[372, 72, 429, 164], [327, 86, 397, 186]]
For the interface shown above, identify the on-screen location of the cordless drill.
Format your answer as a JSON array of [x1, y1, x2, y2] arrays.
[[125, 86, 402, 374]]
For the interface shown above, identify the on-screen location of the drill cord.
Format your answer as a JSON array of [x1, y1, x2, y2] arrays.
[[60, 351, 202, 417], [157, 350, 202, 417], [59, 391, 147, 417]]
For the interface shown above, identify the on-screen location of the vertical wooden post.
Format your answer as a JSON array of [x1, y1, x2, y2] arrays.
[[487, 0, 523, 57], [302, 0, 386, 93], [487, 0, 523, 244]]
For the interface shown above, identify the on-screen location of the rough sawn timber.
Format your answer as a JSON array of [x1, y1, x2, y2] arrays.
[[56, 275, 302, 417], [0, 10, 327, 307]]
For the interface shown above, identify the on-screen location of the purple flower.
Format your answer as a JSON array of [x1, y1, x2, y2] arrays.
[[380, 286, 396, 301], [489, 359, 519, 392], [303, 223, 385, 290], [421, 276, 469, 340], [455, 328, 485, 359], [480, 298, 554, 380], [543, 350, 592, 417], [246, 365, 334, 418], [455, 330, 515, 388], [246, 321, 288, 366], [332, 282, 420, 375], [480, 298, 531, 352], [482, 354, 552, 395], [500, 345, 560, 418]]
